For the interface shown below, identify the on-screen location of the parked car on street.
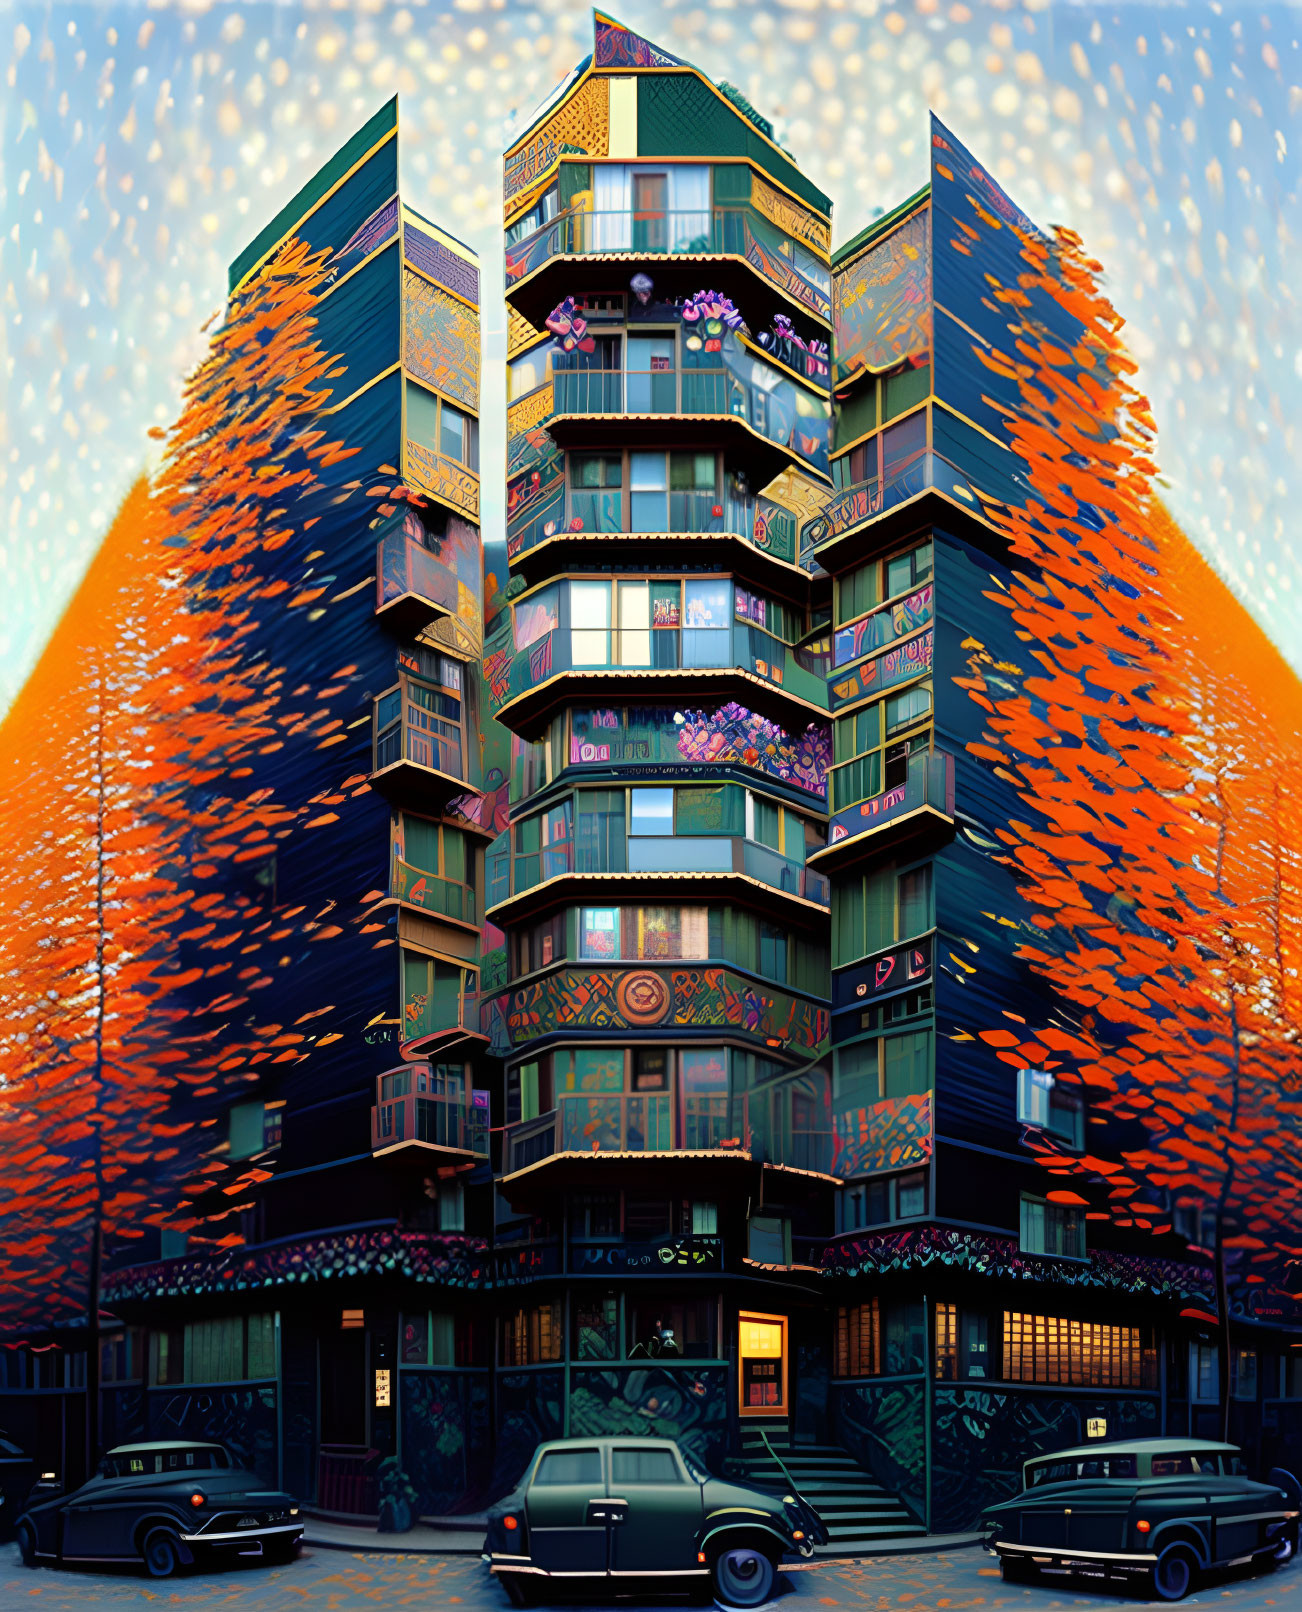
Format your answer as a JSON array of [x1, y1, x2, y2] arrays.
[[483, 1436, 827, 1607], [982, 1437, 1300, 1600], [0, 1430, 37, 1540], [15, 1440, 302, 1578]]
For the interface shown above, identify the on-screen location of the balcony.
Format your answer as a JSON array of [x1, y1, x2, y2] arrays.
[[810, 750, 956, 870], [371, 1064, 488, 1161], [507, 485, 803, 585], [812, 438, 999, 572], [375, 522, 476, 646], [504, 205, 832, 334], [369, 677, 470, 811], [489, 833, 829, 925], [544, 367, 825, 488], [491, 623, 828, 737], [501, 1080, 834, 1195], [389, 852, 477, 929]]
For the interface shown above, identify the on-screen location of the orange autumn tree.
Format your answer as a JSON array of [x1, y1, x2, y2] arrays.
[[0, 236, 366, 1465], [955, 216, 1302, 1438]]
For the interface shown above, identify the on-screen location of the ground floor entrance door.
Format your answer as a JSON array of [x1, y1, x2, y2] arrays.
[[738, 1312, 787, 1417]]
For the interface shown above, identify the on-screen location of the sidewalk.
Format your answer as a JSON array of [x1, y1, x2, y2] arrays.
[[304, 1512, 488, 1554], [303, 1513, 981, 1559]]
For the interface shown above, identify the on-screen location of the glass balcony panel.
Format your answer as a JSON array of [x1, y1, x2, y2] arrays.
[[682, 626, 730, 668], [682, 1094, 732, 1150], [558, 1093, 672, 1153], [625, 836, 734, 874]]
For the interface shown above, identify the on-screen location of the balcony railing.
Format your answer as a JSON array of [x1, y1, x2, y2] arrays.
[[814, 445, 988, 552], [390, 853, 477, 925], [820, 750, 955, 856], [376, 525, 461, 624], [373, 683, 465, 785], [505, 205, 831, 300], [371, 1088, 488, 1156], [553, 367, 733, 418], [511, 486, 799, 567], [503, 1082, 832, 1175], [504, 834, 829, 908]]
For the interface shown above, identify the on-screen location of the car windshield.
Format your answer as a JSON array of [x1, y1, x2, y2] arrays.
[[1027, 1455, 1137, 1487], [100, 1447, 230, 1477]]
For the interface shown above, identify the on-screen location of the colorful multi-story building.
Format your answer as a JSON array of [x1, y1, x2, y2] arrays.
[[7, 10, 1300, 1545]]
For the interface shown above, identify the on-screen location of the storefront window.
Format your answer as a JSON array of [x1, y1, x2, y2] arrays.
[[627, 1298, 718, 1359]]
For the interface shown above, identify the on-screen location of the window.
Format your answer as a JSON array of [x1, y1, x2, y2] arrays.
[[885, 682, 932, 733], [630, 451, 668, 531], [885, 539, 933, 599], [896, 1169, 927, 1217], [574, 1293, 619, 1360], [510, 911, 567, 978], [612, 1448, 681, 1485], [934, 1303, 958, 1379], [400, 1312, 459, 1366], [885, 1301, 925, 1373], [897, 864, 933, 939], [1028, 1454, 1138, 1486], [505, 184, 559, 246], [836, 561, 881, 623], [839, 1170, 928, 1226], [1020, 1195, 1086, 1258], [100, 1329, 143, 1384], [1191, 1341, 1219, 1402], [501, 1302, 563, 1366], [536, 1447, 602, 1486], [1016, 1068, 1085, 1150], [682, 579, 730, 667], [152, 1314, 276, 1384], [748, 1215, 790, 1265], [691, 1202, 718, 1235], [884, 1031, 932, 1099], [1232, 1348, 1258, 1401], [1152, 1453, 1218, 1477], [571, 579, 612, 665], [515, 584, 560, 650], [438, 1181, 465, 1232], [1003, 1312, 1155, 1388], [402, 951, 473, 1041], [835, 1299, 881, 1377], [101, 1447, 231, 1478], [627, 1298, 718, 1359], [570, 453, 623, 532], [228, 1100, 267, 1161], [439, 402, 479, 470], [630, 786, 674, 837], [576, 789, 626, 871]]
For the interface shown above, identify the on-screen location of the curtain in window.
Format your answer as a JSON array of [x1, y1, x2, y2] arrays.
[[668, 164, 711, 249], [577, 790, 627, 871], [592, 164, 631, 250], [403, 814, 441, 874]]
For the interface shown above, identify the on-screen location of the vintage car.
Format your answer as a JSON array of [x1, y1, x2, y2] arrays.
[[483, 1436, 827, 1607], [15, 1440, 302, 1577], [982, 1437, 1301, 1600]]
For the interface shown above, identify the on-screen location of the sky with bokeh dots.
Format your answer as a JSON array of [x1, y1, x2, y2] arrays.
[[4, 0, 1299, 711]]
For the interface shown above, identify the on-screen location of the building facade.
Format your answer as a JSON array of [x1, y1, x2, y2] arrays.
[[9, 11, 1301, 1541]]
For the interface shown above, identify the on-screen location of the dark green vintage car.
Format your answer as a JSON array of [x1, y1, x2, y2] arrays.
[[483, 1437, 827, 1607], [983, 1437, 1300, 1601]]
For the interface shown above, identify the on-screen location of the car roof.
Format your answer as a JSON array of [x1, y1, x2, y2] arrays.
[[105, 1441, 226, 1455], [1028, 1438, 1239, 1463], [535, 1437, 677, 1453]]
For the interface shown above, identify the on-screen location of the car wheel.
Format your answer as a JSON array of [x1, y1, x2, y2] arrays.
[[140, 1527, 185, 1579], [264, 1539, 302, 1566], [1152, 1544, 1198, 1602], [1270, 1526, 1297, 1568], [500, 1573, 538, 1607], [712, 1546, 776, 1608], [15, 1521, 39, 1568]]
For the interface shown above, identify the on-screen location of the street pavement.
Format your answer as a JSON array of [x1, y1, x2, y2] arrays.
[[1, 1543, 1300, 1612]]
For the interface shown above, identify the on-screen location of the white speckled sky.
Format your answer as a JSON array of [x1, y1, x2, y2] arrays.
[[4, 0, 1298, 711]]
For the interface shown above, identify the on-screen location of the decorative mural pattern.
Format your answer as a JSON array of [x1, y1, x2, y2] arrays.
[[492, 1370, 564, 1497], [104, 1229, 494, 1302], [503, 75, 610, 213], [750, 171, 831, 256], [823, 1225, 1217, 1305], [147, 1386, 278, 1487], [403, 268, 480, 410], [832, 1092, 933, 1178], [400, 1370, 491, 1516], [404, 222, 480, 306], [833, 1379, 925, 1522], [404, 441, 480, 520], [834, 207, 932, 383], [930, 1389, 1161, 1533], [833, 937, 933, 1011], [569, 1363, 728, 1474], [332, 196, 399, 278], [594, 12, 685, 68], [834, 585, 933, 669], [829, 628, 933, 712], [500, 966, 830, 1049]]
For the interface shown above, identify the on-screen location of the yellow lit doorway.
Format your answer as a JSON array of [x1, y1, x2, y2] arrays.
[[738, 1312, 787, 1417]]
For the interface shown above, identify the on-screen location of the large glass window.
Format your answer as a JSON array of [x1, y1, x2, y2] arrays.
[[897, 864, 933, 938], [1016, 1068, 1085, 1149], [835, 1300, 881, 1377], [501, 1302, 563, 1366], [1004, 1312, 1155, 1388], [570, 453, 623, 532], [574, 1293, 619, 1360], [626, 1298, 719, 1359], [439, 402, 479, 470], [152, 1314, 276, 1385], [630, 787, 675, 837], [683, 579, 730, 667], [571, 580, 612, 665], [576, 789, 626, 871], [629, 452, 668, 532]]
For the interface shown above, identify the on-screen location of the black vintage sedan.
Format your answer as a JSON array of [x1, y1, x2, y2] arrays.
[[484, 1436, 827, 1607], [15, 1440, 302, 1577], [983, 1437, 1301, 1601]]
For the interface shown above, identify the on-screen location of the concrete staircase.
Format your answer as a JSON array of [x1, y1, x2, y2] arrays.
[[737, 1418, 926, 1555]]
